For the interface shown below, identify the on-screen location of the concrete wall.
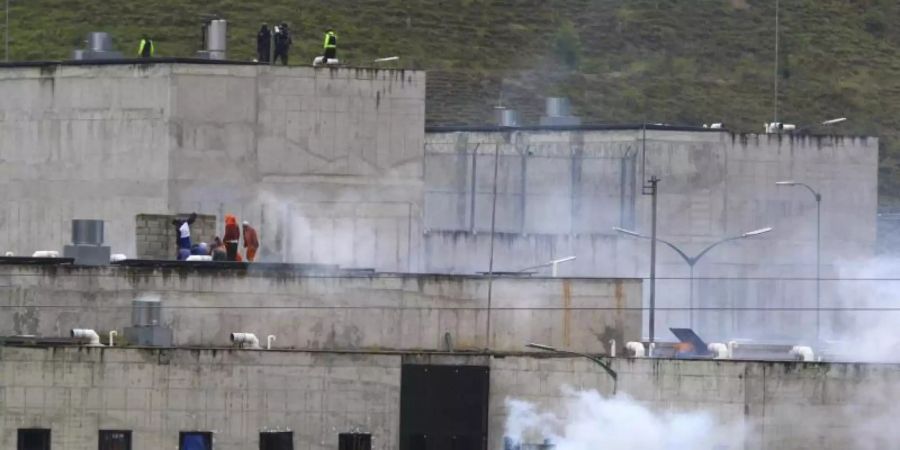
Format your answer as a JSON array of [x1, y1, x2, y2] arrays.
[[2, 346, 898, 450], [424, 129, 879, 342], [0, 64, 172, 258], [167, 65, 426, 270], [135, 214, 217, 260], [0, 264, 641, 354], [0, 346, 401, 450], [0, 63, 425, 271]]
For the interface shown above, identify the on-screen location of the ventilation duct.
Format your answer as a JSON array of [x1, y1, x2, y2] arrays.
[[63, 219, 111, 265], [72, 32, 124, 60], [497, 108, 519, 127], [197, 19, 227, 60], [539, 97, 581, 126], [124, 297, 173, 346]]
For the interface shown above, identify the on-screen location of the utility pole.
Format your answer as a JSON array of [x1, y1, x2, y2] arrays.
[[773, 0, 780, 123], [5, 0, 9, 62], [642, 176, 660, 348]]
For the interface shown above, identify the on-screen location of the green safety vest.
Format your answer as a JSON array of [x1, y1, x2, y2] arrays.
[[138, 39, 155, 57], [323, 32, 337, 49]]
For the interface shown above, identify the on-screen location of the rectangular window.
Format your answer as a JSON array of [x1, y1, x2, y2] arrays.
[[179, 432, 212, 450], [18, 428, 51, 450], [339, 433, 372, 450], [260, 432, 293, 450], [99, 430, 132, 450]]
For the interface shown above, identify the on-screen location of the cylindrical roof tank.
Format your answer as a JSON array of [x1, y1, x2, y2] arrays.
[[88, 32, 113, 52], [545, 97, 571, 117], [71, 220, 104, 245], [206, 19, 227, 60]]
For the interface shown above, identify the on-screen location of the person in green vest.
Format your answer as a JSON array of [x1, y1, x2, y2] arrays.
[[322, 28, 337, 62], [138, 35, 155, 58]]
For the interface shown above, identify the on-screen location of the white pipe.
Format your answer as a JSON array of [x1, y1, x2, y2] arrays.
[[71, 328, 103, 346], [625, 341, 645, 358], [230, 332, 261, 349], [267, 334, 276, 350], [708, 342, 729, 359], [727, 340, 738, 359], [550, 256, 576, 277], [608, 339, 616, 358], [32, 250, 60, 258], [374, 56, 399, 62], [108, 330, 118, 347], [790, 345, 815, 362]]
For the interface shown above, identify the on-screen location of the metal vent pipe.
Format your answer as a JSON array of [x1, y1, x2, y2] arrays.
[[71, 220, 104, 245]]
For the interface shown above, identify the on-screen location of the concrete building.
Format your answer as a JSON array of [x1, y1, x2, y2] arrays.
[[2, 345, 899, 450], [0, 263, 642, 354], [0, 62, 888, 450], [0, 61, 425, 270], [424, 127, 878, 343]]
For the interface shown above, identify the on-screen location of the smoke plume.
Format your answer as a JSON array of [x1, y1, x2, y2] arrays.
[[504, 388, 745, 450]]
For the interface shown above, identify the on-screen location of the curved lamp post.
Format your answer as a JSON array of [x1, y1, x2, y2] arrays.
[[526, 342, 617, 394], [614, 226, 773, 329], [776, 180, 821, 341]]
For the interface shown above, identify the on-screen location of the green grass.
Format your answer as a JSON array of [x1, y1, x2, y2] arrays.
[[3, 0, 900, 204]]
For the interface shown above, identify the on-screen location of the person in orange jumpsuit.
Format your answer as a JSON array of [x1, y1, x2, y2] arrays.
[[223, 214, 242, 262], [242, 221, 260, 262]]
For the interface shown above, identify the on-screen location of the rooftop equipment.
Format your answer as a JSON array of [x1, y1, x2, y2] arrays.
[[72, 32, 123, 60], [123, 296, 173, 346], [539, 97, 581, 126], [197, 18, 227, 60], [63, 219, 111, 265]]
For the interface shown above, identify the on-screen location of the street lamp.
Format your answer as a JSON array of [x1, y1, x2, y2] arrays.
[[614, 226, 773, 329], [516, 255, 577, 276], [776, 180, 821, 341], [526, 342, 617, 394]]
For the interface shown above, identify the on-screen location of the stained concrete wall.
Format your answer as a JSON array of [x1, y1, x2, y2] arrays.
[[424, 129, 879, 343], [0, 64, 172, 258], [0, 63, 425, 271], [0, 264, 641, 353], [2, 346, 898, 450], [0, 346, 401, 450]]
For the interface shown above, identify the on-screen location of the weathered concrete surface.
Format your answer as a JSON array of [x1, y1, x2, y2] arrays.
[[0, 346, 401, 450], [489, 356, 900, 450], [0, 63, 425, 271], [424, 129, 879, 342], [0, 264, 641, 353], [2, 346, 898, 450]]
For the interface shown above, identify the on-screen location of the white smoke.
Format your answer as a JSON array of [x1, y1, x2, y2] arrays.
[[830, 256, 900, 362], [504, 388, 745, 450]]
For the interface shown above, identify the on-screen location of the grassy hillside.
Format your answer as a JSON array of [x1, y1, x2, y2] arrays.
[[3, 0, 900, 203]]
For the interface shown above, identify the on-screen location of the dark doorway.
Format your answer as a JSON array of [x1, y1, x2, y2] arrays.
[[338, 433, 372, 450], [400, 364, 489, 450], [99, 430, 132, 450], [18, 429, 51, 450], [260, 432, 293, 450]]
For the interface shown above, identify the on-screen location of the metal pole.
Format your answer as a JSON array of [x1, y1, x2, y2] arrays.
[[485, 143, 501, 349], [4, 0, 9, 62], [643, 176, 660, 347], [815, 193, 821, 342], [689, 263, 695, 329], [773, 0, 779, 123]]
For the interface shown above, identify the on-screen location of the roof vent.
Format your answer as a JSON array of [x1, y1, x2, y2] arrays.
[[197, 18, 227, 60], [124, 296, 173, 346], [72, 32, 123, 60], [63, 219, 110, 265], [540, 97, 581, 126], [496, 107, 519, 127]]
